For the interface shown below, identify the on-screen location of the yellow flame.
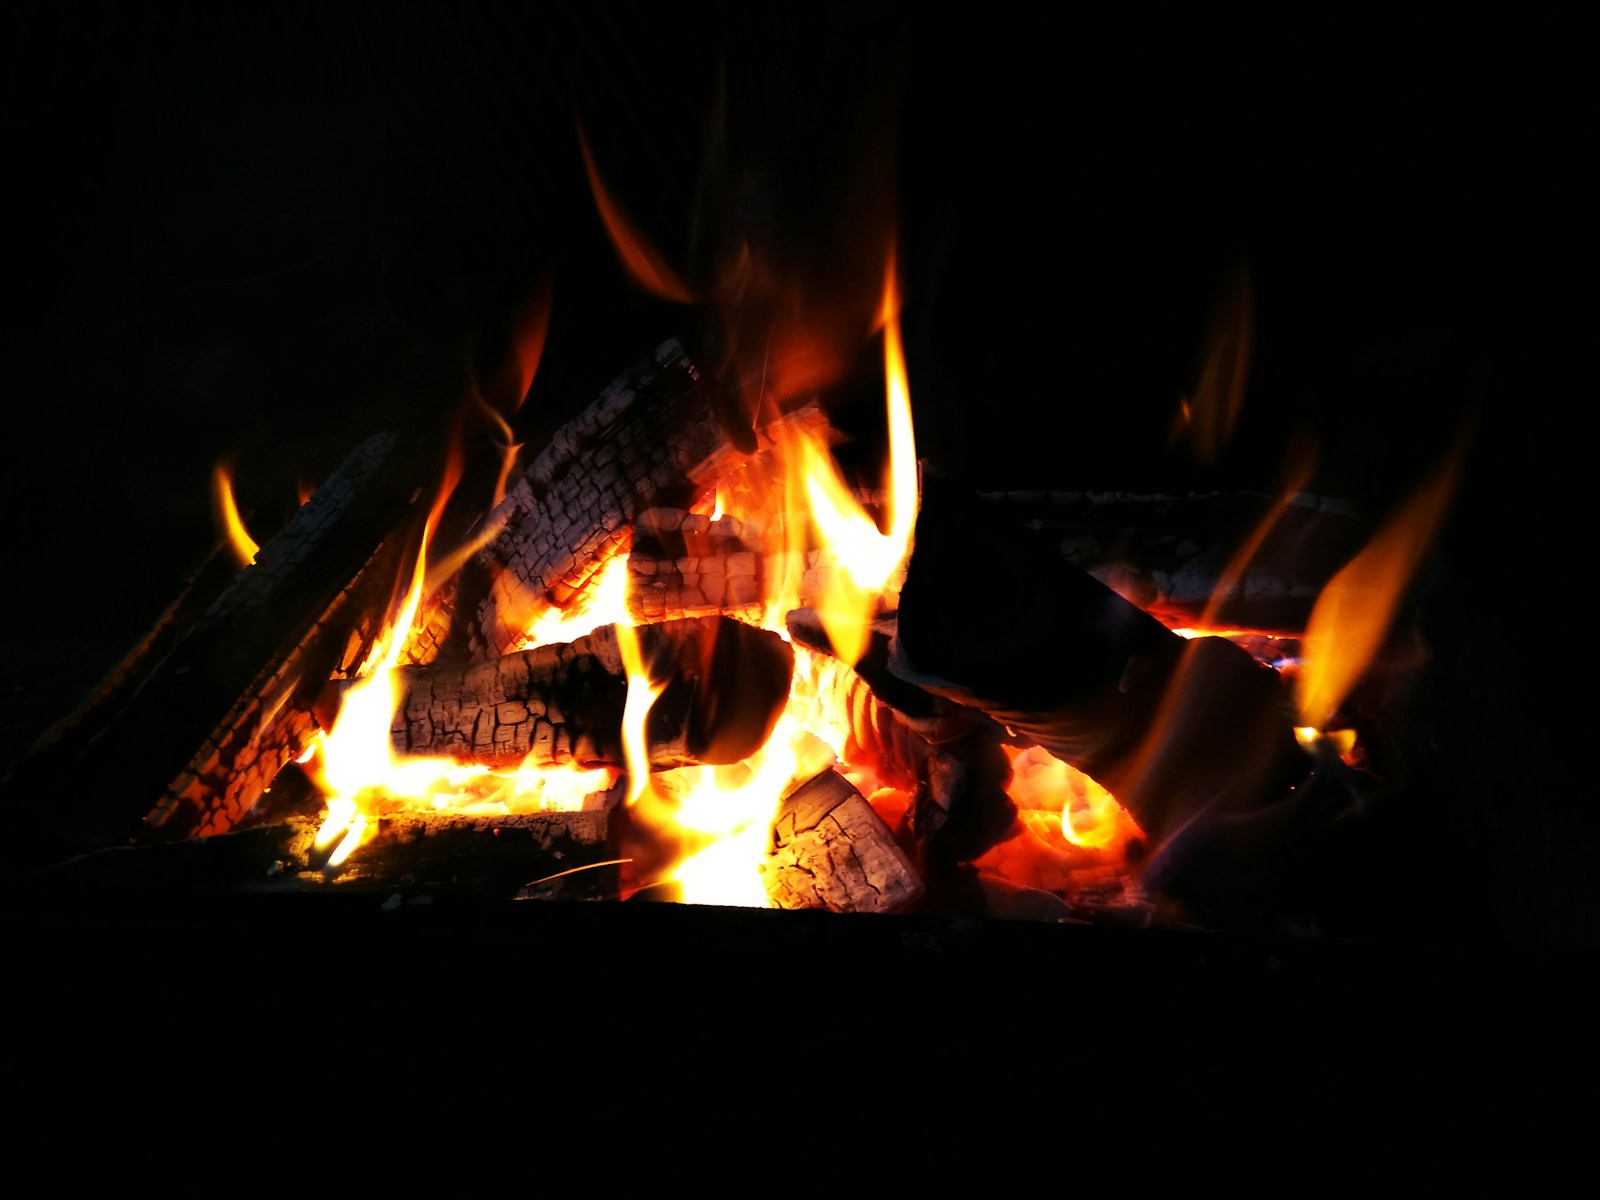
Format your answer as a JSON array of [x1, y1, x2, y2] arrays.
[[803, 255, 918, 665], [1004, 744, 1142, 851], [312, 442, 467, 853], [513, 553, 633, 652], [615, 620, 666, 806], [1296, 434, 1466, 732], [211, 460, 259, 567]]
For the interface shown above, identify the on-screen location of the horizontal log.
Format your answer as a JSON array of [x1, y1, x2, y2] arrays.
[[366, 616, 795, 772], [973, 487, 1365, 631], [9, 809, 618, 903], [888, 476, 1315, 895]]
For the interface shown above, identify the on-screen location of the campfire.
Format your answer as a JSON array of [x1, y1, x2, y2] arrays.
[[0, 30, 1466, 940], [0, 268, 1455, 936]]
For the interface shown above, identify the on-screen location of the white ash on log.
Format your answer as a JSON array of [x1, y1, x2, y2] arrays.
[[889, 475, 1340, 919], [438, 338, 830, 661], [624, 503, 873, 627], [338, 616, 795, 773], [627, 508, 766, 625], [763, 769, 923, 914]]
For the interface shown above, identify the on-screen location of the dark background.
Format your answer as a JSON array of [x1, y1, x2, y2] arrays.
[[5, 3, 1598, 948]]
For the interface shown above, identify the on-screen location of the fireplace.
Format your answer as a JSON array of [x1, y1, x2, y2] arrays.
[[7, 5, 1598, 1114]]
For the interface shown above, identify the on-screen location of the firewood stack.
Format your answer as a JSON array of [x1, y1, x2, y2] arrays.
[[0, 335, 1368, 928]]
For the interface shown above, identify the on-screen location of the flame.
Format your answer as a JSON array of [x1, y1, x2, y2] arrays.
[[1173, 261, 1254, 464], [1004, 744, 1143, 851], [304, 435, 619, 855], [1296, 432, 1467, 733], [614, 620, 666, 807], [792, 256, 918, 665], [513, 553, 633, 652], [211, 460, 259, 567], [577, 116, 695, 304]]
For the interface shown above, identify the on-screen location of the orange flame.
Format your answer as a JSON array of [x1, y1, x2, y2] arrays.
[[799, 253, 918, 665], [211, 460, 259, 567], [312, 436, 473, 858], [1173, 261, 1254, 464], [1296, 430, 1468, 732], [577, 116, 695, 304]]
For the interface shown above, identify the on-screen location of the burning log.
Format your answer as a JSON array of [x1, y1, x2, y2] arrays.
[[625, 506, 860, 627], [627, 508, 766, 624], [318, 810, 619, 901], [443, 338, 830, 660], [2, 429, 440, 868], [763, 769, 923, 914], [974, 487, 1364, 631], [889, 476, 1326, 916], [355, 616, 795, 773]]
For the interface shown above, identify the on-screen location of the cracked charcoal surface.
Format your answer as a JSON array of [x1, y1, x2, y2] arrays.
[[766, 772, 922, 913], [470, 340, 752, 658]]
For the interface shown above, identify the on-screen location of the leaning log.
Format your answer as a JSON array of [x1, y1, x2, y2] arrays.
[[449, 338, 830, 660], [362, 616, 795, 773], [764, 769, 923, 914], [1, 429, 442, 870]]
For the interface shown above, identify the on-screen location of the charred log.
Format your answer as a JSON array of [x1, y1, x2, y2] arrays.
[[627, 508, 766, 625], [354, 616, 795, 773], [9, 809, 618, 903], [889, 476, 1328, 912], [974, 487, 1365, 631], [1, 430, 442, 870], [764, 769, 923, 914], [625, 502, 859, 627], [458, 339, 827, 659]]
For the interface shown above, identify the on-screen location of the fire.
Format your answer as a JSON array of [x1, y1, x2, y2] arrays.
[[576, 116, 695, 305], [801, 257, 918, 666], [1295, 432, 1466, 735], [308, 437, 618, 860], [211, 460, 259, 567], [604, 256, 920, 902]]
